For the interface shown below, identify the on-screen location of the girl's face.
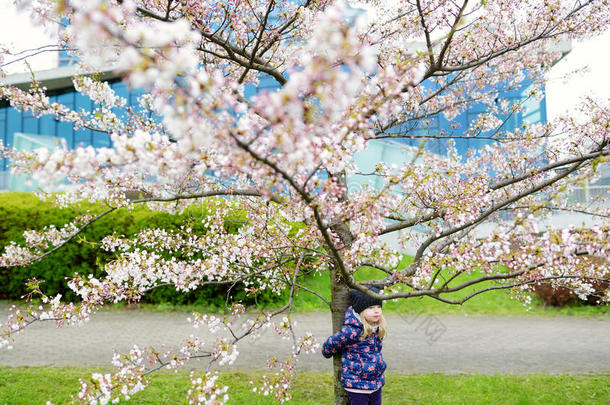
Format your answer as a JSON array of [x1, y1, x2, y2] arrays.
[[361, 305, 382, 324]]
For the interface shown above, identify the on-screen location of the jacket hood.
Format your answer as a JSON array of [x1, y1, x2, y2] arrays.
[[344, 306, 363, 329]]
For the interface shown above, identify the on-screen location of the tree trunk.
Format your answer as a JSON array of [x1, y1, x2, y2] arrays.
[[328, 172, 354, 405], [329, 264, 351, 405]]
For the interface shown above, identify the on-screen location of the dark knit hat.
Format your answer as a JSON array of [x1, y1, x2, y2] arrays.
[[349, 286, 383, 314]]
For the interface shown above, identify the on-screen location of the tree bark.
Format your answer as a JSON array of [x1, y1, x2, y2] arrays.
[[329, 263, 351, 405], [327, 172, 355, 405]]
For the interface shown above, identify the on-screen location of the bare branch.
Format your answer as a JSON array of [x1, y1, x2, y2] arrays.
[[119, 0, 287, 86], [435, 0, 470, 69], [434, 0, 592, 74], [238, 0, 276, 83], [379, 211, 437, 236], [491, 149, 609, 191], [416, 0, 436, 67], [433, 275, 609, 305], [412, 156, 590, 263], [379, 147, 608, 238], [503, 205, 610, 219]]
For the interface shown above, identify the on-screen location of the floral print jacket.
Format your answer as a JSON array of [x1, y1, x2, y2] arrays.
[[322, 306, 386, 391]]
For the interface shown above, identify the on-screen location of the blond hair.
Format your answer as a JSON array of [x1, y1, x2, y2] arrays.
[[360, 313, 386, 341]]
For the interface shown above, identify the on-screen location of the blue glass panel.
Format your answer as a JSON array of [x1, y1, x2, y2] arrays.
[[521, 84, 546, 125], [6, 107, 23, 148], [464, 110, 487, 149], [111, 80, 128, 95], [388, 115, 443, 153], [453, 138, 470, 158], [58, 17, 76, 66], [243, 83, 257, 99], [0, 107, 7, 173], [44, 94, 61, 139], [58, 51, 72, 67], [0, 68, 551, 190], [57, 92, 75, 148], [74, 92, 93, 146], [129, 89, 145, 108], [74, 128, 93, 146], [110, 81, 129, 121], [246, 74, 282, 97], [4, 107, 22, 187], [92, 132, 111, 148], [75, 91, 93, 110], [38, 115, 56, 137], [22, 109, 38, 134], [258, 74, 280, 91], [499, 96, 523, 133]]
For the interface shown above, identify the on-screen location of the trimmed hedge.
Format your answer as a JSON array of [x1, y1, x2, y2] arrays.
[[0, 192, 279, 308]]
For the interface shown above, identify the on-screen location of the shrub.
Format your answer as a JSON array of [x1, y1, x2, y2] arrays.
[[0, 192, 280, 308], [531, 255, 609, 307], [531, 284, 576, 307]]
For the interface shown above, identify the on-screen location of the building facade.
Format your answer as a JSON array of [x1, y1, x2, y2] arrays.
[[1, 64, 605, 210], [0, 66, 144, 190]]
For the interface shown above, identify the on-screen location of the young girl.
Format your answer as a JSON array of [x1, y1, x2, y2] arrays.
[[322, 286, 387, 405]]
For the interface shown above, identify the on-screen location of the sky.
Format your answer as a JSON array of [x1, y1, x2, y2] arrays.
[[545, 29, 610, 120], [0, 3, 59, 76], [1, 1, 609, 121]]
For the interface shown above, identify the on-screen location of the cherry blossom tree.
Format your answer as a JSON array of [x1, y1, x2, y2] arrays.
[[1, 0, 609, 404]]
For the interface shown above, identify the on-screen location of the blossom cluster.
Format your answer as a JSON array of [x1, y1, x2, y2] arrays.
[[187, 372, 229, 405], [250, 329, 318, 403]]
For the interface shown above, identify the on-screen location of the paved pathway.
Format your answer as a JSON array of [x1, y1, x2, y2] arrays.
[[0, 308, 608, 374]]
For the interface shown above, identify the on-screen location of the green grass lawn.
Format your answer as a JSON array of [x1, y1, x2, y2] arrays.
[[288, 266, 610, 317], [0, 368, 607, 404], [134, 265, 609, 318], [5, 259, 607, 318]]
